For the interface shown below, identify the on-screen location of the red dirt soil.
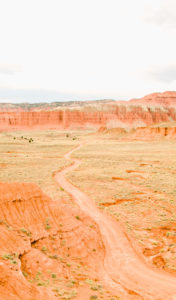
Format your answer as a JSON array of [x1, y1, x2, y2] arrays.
[[55, 145, 176, 300], [2, 145, 176, 298], [0, 182, 112, 300]]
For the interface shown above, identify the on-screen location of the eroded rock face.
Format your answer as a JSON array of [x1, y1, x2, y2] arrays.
[[0, 91, 176, 130], [130, 127, 176, 140], [0, 106, 175, 130], [130, 91, 176, 106], [0, 182, 104, 300]]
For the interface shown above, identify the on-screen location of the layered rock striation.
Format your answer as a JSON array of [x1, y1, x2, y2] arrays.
[[130, 126, 176, 140], [0, 91, 176, 130]]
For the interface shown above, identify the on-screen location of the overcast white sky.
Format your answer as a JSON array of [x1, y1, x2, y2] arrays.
[[0, 0, 176, 102]]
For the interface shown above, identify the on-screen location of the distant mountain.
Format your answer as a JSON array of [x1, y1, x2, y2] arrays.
[[0, 99, 115, 112]]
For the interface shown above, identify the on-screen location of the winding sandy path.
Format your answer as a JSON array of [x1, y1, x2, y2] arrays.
[[55, 145, 176, 300]]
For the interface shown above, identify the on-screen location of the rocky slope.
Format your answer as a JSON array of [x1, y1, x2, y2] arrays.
[[0, 182, 118, 300], [129, 126, 176, 140], [0, 91, 176, 130]]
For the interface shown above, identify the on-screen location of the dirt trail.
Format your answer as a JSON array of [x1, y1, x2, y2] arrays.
[[55, 145, 176, 300]]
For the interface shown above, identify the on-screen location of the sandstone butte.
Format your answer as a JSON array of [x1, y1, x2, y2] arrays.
[[1, 91, 176, 131]]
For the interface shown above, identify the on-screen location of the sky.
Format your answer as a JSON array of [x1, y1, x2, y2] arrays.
[[0, 0, 176, 103]]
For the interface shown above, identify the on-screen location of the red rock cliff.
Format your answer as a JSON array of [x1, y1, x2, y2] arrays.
[[130, 127, 176, 140], [1, 91, 176, 130]]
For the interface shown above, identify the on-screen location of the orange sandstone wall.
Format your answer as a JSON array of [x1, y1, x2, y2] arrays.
[[131, 127, 176, 139], [113, 106, 176, 125], [0, 106, 176, 130], [0, 111, 109, 130]]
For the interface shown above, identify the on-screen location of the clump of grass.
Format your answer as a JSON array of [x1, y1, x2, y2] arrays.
[[55, 288, 66, 296], [91, 286, 99, 291], [167, 232, 176, 237], [51, 273, 57, 278], [75, 216, 80, 220], [66, 263, 71, 267], [49, 254, 58, 259], [42, 245, 47, 252], [2, 253, 14, 260], [1, 253, 18, 265], [34, 271, 50, 286], [68, 289, 77, 299], [45, 224, 51, 230], [66, 280, 76, 287], [37, 281, 46, 286], [85, 279, 95, 285], [22, 271, 28, 277], [20, 228, 31, 237], [58, 289, 77, 299], [85, 279, 103, 294], [61, 240, 66, 246], [45, 218, 51, 230]]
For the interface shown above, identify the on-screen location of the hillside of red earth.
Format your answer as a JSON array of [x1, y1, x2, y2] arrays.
[[0, 182, 120, 300], [1, 91, 176, 130]]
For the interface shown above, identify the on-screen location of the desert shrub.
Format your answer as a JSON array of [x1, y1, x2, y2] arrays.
[[49, 254, 58, 259], [42, 246, 47, 252], [22, 271, 28, 277], [20, 228, 31, 236], [45, 218, 51, 230]]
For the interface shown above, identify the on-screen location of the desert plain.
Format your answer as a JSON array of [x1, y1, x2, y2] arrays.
[[1, 92, 176, 299]]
